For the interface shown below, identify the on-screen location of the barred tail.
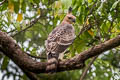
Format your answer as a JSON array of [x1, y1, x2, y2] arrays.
[[46, 53, 58, 73]]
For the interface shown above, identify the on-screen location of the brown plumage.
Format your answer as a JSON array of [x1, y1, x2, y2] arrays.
[[45, 7, 76, 73]]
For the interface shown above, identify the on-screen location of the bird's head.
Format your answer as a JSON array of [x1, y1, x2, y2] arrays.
[[62, 7, 76, 24]]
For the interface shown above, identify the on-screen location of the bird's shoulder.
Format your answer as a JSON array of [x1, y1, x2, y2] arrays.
[[46, 23, 75, 45], [49, 23, 74, 37]]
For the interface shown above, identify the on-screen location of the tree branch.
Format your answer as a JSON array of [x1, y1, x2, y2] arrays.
[[0, 31, 120, 73], [26, 52, 46, 59]]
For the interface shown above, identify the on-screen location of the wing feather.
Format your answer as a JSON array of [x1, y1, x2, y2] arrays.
[[45, 24, 75, 54]]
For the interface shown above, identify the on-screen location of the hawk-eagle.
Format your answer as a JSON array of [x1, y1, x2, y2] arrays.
[[45, 7, 76, 73]]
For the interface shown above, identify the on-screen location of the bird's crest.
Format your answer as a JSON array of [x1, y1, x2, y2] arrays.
[[68, 7, 72, 14], [62, 7, 76, 24]]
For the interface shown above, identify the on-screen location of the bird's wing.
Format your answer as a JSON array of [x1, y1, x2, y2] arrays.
[[45, 24, 75, 54], [57, 24, 76, 45]]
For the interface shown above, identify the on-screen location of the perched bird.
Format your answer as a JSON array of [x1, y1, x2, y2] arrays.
[[45, 7, 76, 73]]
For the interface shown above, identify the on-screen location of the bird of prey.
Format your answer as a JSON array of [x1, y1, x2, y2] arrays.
[[45, 7, 76, 73]]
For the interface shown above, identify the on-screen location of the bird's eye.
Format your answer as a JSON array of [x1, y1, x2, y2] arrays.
[[68, 17, 72, 19]]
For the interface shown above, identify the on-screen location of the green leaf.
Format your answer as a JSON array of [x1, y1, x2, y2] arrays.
[[15, 22, 21, 31], [97, 2, 104, 12], [73, 37, 86, 53], [29, 0, 34, 3], [61, 0, 72, 8], [25, 31, 32, 38], [21, 1, 26, 13], [34, 0, 40, 4], [1, 56, 9, 71], [13, 1, 20, 13], [88, 0, 92, 3], [31, 48, 37, 56], [0, 2, 8, 11], [111, 1, 120, 11]]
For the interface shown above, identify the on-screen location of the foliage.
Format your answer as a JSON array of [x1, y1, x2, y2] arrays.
[[0, 0, 120, 80]]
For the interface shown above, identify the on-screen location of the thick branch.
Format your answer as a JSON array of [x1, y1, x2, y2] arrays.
[[0, 31, 120, 73]]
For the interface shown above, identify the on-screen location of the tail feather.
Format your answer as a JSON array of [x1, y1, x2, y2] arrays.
[[46, 53, 58, 73]]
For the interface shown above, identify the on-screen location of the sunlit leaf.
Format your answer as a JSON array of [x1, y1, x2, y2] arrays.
[[88, 29, 94, 36], [31, 48, 37, 56], [55, 1, 62, 8], [37, 8, 41, 15], [88, 0, 92, 3], [17, 13, 23, 22], [8, 1, 14, 12], [111, 1, 120, 11], [7, 12, 12, 22], [86, 18, 89, 25], [97, 2, 104, 12], [20, 0, 23, 3], [61, 0, 72, 8], [111, 28, 120, 33]]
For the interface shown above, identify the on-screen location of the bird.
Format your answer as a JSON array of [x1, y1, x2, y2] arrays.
[[45, 7, 76, 73]]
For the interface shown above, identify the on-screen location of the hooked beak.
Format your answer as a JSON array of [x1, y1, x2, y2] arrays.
[[72, 19, 76, 23]]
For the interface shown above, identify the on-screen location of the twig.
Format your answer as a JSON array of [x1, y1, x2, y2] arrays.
[[0, 0, 6, 6], [80, 55, 98, 80], [11, 16, 43, 37], [23, 69, 39, 80], [26, 49, 70, 59], [7, 29, 16, 34], [26, 52, 46, 59]]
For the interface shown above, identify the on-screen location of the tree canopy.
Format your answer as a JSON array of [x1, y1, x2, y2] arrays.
[[0, 0, 120, 80]]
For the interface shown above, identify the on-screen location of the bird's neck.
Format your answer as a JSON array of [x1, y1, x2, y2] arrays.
[[61, 20, 71, 24]]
